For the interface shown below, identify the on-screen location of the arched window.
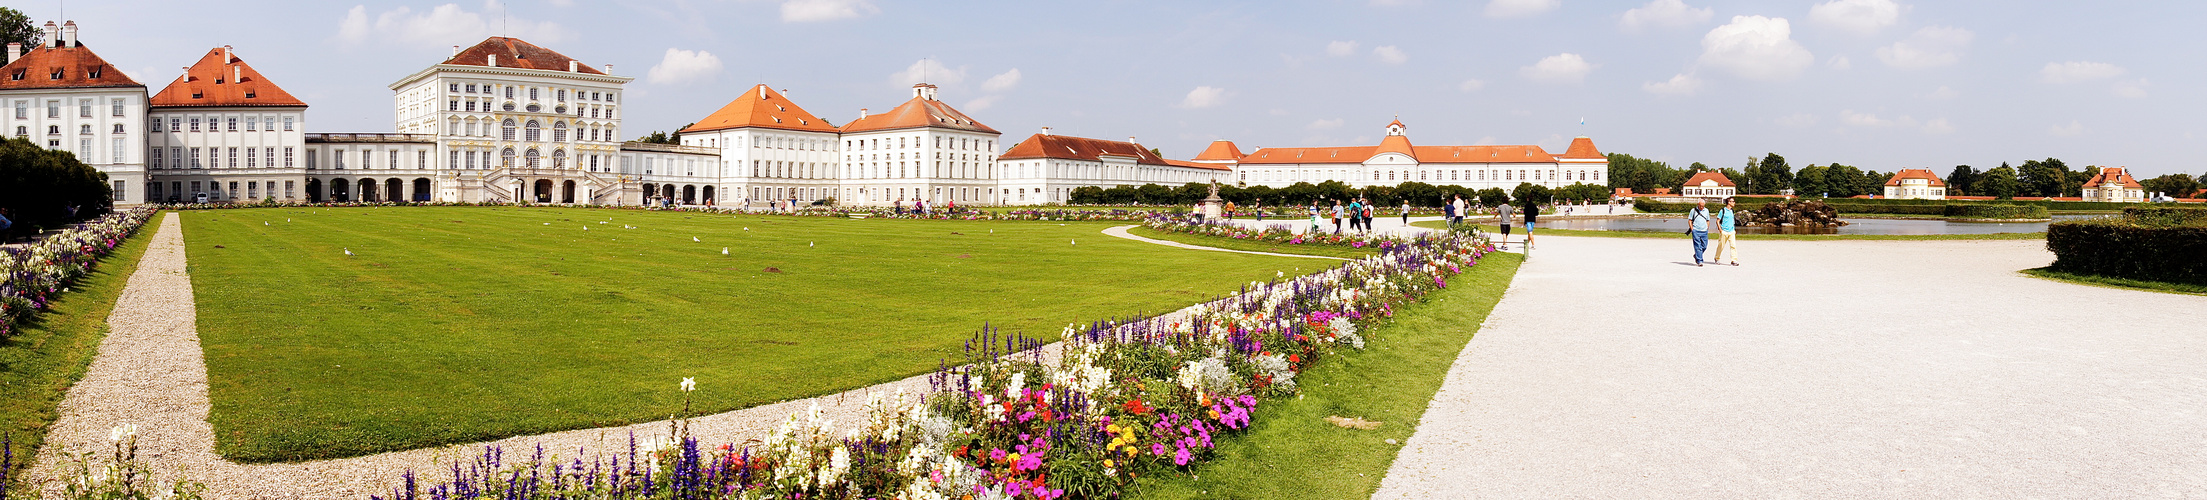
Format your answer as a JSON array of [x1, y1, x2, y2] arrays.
[[552, 148, 566, 168], [502, 119, 516, 141], [500, 147, 515, 167], [525, 147, 540, 168], [524, 120, 541, 142], [13, 126, 22, 136], [552, 121, 568, 142]]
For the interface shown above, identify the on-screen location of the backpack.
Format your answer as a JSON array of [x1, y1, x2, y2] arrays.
[[0, 213, 10, 230]]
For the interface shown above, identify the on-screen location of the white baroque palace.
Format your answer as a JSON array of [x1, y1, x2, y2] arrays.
[[1208, 120, 1608, 191], [0, 21, 146, 204]]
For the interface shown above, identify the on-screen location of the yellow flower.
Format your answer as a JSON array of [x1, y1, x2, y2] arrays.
[[1104, 459, 1115, 468]]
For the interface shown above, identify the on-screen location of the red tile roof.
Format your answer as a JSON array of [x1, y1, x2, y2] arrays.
[[1560, 136, 1603, 160], [1684, 171, 1735, 187], [678, 84, 836, 134], [1375, 134, 1416, 159], [148, 48, 305, 108], [1163, 158, 1231, 171], [1237, 144, 1562, 165], [1192, 140, 1244, 161], [840, 89, 998, 134], [1882, 168, 1946, 187], [0, 40, 141, 90], [2083, 166, 2144, 189], [443, 37, 605, 74], [1002, 133, 1175, 167]]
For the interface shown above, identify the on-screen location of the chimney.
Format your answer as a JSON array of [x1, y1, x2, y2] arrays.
[[41, 21, 57, 48], [222, 45, 231, 63], [858, 108, 868, 120], [487, 54, 496, 67], [452, 45, 460, 57], [1040, 126, 1051, 136], [5, 43, 17, 64], [912, 83, 937, 100], [60, 21, 76, 47], [1128, 136, 1137, 145], [568, 60, 577, 72], [603, 64, 612, 74], [233, 64, 240, 83]]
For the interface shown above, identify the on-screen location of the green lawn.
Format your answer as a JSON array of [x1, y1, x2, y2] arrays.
[[1, 220, 155, 485], [1134, 251, 1525, 499], [2020, 267, 2207, 296], [1124, 226, 1378, 260], [182, 207, 1324, 462], [1411, 221, 2047, 240]]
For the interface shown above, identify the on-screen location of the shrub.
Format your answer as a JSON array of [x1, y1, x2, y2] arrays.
[[2046, 210, 2207, 285], [1821, 203, 1947, 215], [1942, 204, 2049, 219]]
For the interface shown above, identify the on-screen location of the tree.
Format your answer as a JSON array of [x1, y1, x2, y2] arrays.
[[1392, 182, 1442, 206], [0, 137, 111, 229], [1476, 187, 1510, 207], [2017, 158, 2071, 197], [1743, 153, 1794, 195], [2141, 173, 2201, 199], [1978, 165, 2020, 199], [0, 8, 33, 58], [1068, 186, 1106, 204], [1944, 165, 1979, 196], [1510, 182, 1552, 205], [1792, 165, 1830, 197], [1605, 152, 1690, 193]]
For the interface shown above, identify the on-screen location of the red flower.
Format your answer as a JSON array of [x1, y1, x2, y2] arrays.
[[1289, 354, 1301, 364], [1123, 398, 1150, 415]]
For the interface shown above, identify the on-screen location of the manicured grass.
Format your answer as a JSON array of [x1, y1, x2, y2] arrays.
[[1, 220, 155, 484], [1409, 221, 2048, 240], [2020, 267, 2207, 296], [183, 207, 1325, 462], [1131, 251, 1524, 499], [1124, 226, 1378, 260]]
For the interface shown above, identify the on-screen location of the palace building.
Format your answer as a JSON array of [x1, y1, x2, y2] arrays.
[[1203, 119, 1608, 191], [0, 21, 146, 204], [996, 128, 1229, 205], [2080, 166, 2146, 203]]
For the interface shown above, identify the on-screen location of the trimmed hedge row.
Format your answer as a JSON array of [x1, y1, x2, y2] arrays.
[[1942, 204, 2050, 219], [1822, 203, 1947, 215], [1632, 196, 1786, 213], [2046, 208, 2207, 285]]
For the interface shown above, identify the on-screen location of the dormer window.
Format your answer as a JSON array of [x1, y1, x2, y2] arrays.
[[87, 68, 100, 78], [192, 92, 203, 99], [244, 91, 256, 98], [50, 70, 63, 79]]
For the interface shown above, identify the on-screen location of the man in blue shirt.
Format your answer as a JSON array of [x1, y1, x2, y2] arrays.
[[1712, 197, 1741, 266], [1686, 198, 1712, 267]]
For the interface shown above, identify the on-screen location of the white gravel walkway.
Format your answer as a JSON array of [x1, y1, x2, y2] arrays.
[[1375, 235, 2207, 498], [1102, 225, 1348, 260]]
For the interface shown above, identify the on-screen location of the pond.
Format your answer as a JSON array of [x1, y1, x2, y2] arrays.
[[1539, 214, 2109, 235]]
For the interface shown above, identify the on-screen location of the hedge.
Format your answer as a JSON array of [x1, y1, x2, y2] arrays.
[[1632, 196, 1786, 213], [1941, 204, 2050, 219], [2046, 208, 2207, 285], [1822, 203, 1947, 215]]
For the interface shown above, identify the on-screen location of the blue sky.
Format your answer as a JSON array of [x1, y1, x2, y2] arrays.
[[41, 0, 2203, 176]]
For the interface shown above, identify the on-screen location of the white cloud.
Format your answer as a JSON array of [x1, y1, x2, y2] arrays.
[[1520, 53, 1594, 84], [1698, 15, 1814, 81], [645, 48, 722, 85], [1458, 79, 1486, 92], [1485, 0, 1559, 18], [1775, 113, 1819, 127], [1326, 40, 1359, 56], [780, 0, 879, 23], [2049, 120, 2084, 137], [1826, 55, 1852, 70], [964, 96, 999, 111], [336, 3, 570, 47], [981, 69, 1022, 92], [1925, 85, 1958, 99], [1642, 73, 1703, 95], [1875, 26, 1972, 69], [1373, 45, 1408, 64], [891, 59, 967, 87], [1841, 110, 1950, 134], [1178, 86, 1230, 109], [2040, 61, 2125, 84], [1308, 118, 1345, 130], [1620, 0, 1713, 32], [1808, 0, 1902, 35], [2112, 78, 2149, 98], [1841, 109, 1894, 127], [1921, 118, 1954, 134]]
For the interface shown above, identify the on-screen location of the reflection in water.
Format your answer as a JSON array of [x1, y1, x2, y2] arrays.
[[1542, 214, 2108, 235]]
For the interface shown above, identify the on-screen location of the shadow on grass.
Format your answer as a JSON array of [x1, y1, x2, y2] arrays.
[[2020, 267, 2207, 296]]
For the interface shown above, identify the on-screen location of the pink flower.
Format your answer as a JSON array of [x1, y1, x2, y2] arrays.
[[1174, 446, 1192, 465]]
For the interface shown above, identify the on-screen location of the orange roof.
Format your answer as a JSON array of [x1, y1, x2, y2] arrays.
[[444, 37, 605, 74], [0, 38, 141, 91], [1882, 168, 1946, 187], [1238, 144, 1561, 165], [1163, 158, 1231, 171], [149, 48, 305, 108], [1684, 171, 1735, 187], [1003, 133, 1233, 171], [1560, 137, 1603, 160], [2083, 166, 2144, 189], [1375, 134, 1416, 159], [840, 88, 998, 135], [1412, 145, 1555, 163], [678, 84, 836, 134], [1192, 140, 1244, 161]]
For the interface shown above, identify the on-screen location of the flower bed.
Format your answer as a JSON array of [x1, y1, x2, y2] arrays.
[[0, 207, 157, 339], [1140, 214, 1414, 250], [378, 231, 1495, 499]]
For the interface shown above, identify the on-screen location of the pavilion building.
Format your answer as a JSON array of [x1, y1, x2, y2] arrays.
[[1207, 120, 1608, 190], [1682, 171, 1737, 198], [2080, 167, 2146, 203], [1880, 169, 1947, 200], [0, 21, 146, 204], [997, 128, 1228, 204]]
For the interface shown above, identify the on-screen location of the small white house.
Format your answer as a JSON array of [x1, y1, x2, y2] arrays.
[[1881, 169, 1947, 200], [1681, 171, 1736, 198]]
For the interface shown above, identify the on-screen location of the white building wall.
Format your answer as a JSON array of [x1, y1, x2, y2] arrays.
[[2, 88, 147, 204]]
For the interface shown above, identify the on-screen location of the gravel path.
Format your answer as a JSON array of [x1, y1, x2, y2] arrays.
[[1375, 235, 2207, 498], [1102, 225, 1349, 260]]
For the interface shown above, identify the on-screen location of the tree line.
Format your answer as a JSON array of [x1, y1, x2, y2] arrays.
[[1067, 180, 1613, 207], [0, 137, 114, 232], [1610, 151, 2205, 200]]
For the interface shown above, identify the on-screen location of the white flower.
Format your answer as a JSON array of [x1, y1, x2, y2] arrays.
[[1005, 372, 1026, 400], [679, 377, 696, 392], [107, 423, 138, 443]]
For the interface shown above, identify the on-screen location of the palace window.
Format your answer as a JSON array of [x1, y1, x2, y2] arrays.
[[501, 148, 514, 167], [524, 120, 540, 142], [466, 84, 476, 93], [190, 117, 200, 132], [505, 86, 514, 99], [171, 148, 182, 168], [190, 147, 201, 168], [245, 116, 256, 131], [552, 121, 566, 142], [79, 99, 91, 117], [449, 100, 458, 111], [283, 116, 294, 131], [111, 98, 124, 117], [391, 150, 400, 169], [12, 100, 23, 119], [46, 100, 58, 118], [284, 147, 294, 167], [524, 148, 540, 168], [151, 148, 163, 168], [79, 124, 90, 134], [451, 150, 459, 169], [449, 83, 459, 93], [502, 119, 516, 140], [552, 148, 565, 168], [228, 117, 238, 131], [557, 89, 566, 102], [246, 147, 256, 167], [529, 88, 538, 101]]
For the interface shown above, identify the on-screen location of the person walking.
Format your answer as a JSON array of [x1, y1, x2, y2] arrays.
[[1330, 200, 1345, 234], [1686, 198, 1714, 267], [1496, 201, 1514, 250], [1360, 197, 1375, 233], [1307, 202, 1323, 234], [1452, 195, 1467, 227], [1519, 195, 1539, 250], [1443, 198, 1457, 228], [1712, 197, 1741, 266], [0, 207, 13, 244], [1401, 200, 1413, 226], [1346, 198, 1363, 233]]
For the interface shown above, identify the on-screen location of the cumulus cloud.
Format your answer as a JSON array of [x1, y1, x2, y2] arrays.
[[2112, 78, 2149, 98], [2040, 61, 2124, 84], [1458, 78, 1486, 92], [1520, 53, 1594, 84], [646, 48, 723, 85], [1841, 109, 1949, 134], [1326, 40, 1359, 56], [1808, 0, 1902, 35], [1373, 45, 1408, 64], [2049, 120, 2083, 137], [1841, 109, 1894, 127], [780, 0, 879, 23], [1876, 26, 1972, 69], [963, 96, 999, 111], [981, 69, 1022, 92], [1642, 73, 1703, 95], [1775, 113, 1819, 128], [1925, 85, 1957, 100], [1178, 86, 1230, 108], [891, 59, 967, 87], [1620, 0, 1713, 32], [1698, 16, 1814, 81], [1485, 0, 1559, 18], [337, 3, 570, 47], [1827, 55, 1852, 70], [1921, 118, 1954, 134], [1308, 118, 1345, 130]]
